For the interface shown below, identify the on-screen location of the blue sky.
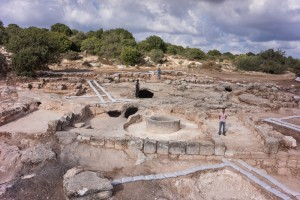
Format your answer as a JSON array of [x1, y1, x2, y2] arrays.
[[1, 0, 300, 58]]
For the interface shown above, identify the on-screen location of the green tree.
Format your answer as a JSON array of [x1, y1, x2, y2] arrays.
[[120, 47, 143, 66], [138, 35, 166, 53], [7, 27, 61, 76], [148, 49, 164, 63], [222, 52, 235, 60], [166, 43, 185, 55], [235, 55, 262, 72], [0, 20, 8, 44], [50, 32, 72, 52], [80, 37, 102, 54], [246, 52, 256, 56], [86, 29, 103, 39], [259, 49, 285, 65], [285, 56, 300, 73], [184, 48, 206, 61], [258, 49, 287, 74], [5, 24, 22, 39], [207, 49, 222, 58], [50, 23, 72, 36], [12, 48, 38, 76], [70, 31, 86, 51], [98, 28, 136, 59]]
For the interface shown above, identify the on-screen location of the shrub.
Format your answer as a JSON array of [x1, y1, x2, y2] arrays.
[[80, 37, 102, 55], [235, 56, 262, 72], [148, 49, 164, 64], [120, 47, 143, 66], [7, 27, 61, 76], [222, 52, 235, 60], [295, 64, 300, 77], [202, 61, 222, 71], [184, 48, 206, 61], [261, 60, 287, 74], [138, 35, 166, 53], [12, 48, 38, 76], [207, 49, 222, 58], [63, 51, 80, 60], [50, 23, 72, 36], [0, 53, 8, 78]]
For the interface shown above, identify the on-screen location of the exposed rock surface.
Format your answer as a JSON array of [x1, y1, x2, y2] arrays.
[[238, 93, 270, 107], [282, 136, 297, 148], [0, 142, 22, 184], [63, 168, 113, 200], [0, 90, 39, 126], [21, 144, 56, 165]]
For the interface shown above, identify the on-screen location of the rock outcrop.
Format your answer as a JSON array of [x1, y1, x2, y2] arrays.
[[63, 167, 113, 200]]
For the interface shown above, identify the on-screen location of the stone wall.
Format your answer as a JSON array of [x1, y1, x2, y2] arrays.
[[74, 133, 225, 157], [47, 105, 92, 133], [265, 121, 300, 144], [241, 115, 280, 154], [71, 132, 300, 175]]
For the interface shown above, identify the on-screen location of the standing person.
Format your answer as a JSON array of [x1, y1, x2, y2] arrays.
[[157, 67, 161, 80], [135, 79, 139, 98], [219, 108, 227, 136]]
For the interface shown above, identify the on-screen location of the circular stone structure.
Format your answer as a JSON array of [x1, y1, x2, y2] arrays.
[[146, 115, 180, 134]]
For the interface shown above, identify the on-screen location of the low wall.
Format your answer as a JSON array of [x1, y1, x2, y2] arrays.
[[240, 114, 280, 154], [74, 134, 225, 156], [265, 121, 300, 144], [72, 133, 300, 173]]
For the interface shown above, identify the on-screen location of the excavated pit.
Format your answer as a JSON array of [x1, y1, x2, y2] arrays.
[[124, 107, 138, 118], [107, 110, 122, 117], [146, 115, 181, 134], [138, 89, 154, 98]]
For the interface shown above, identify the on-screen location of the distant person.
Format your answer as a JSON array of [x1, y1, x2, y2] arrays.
[[157, 67, 161, 80], [135, 79, 140, 98], [219, 108, 227, 136]]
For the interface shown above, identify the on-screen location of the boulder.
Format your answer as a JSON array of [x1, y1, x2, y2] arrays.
[[74, 122, 85, 128], [63, 168, 113, 200], [282, 136, 297, 148]]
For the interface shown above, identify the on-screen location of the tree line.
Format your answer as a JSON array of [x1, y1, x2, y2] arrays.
[[0, 21, 299, 76]]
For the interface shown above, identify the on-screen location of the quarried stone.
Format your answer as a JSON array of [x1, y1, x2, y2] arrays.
[[199, 141, 214, 156], [186, 142, 200, 155], [169, 141, 186, 155], [157, 141, 169, 155], [144, 139, 157, 154]]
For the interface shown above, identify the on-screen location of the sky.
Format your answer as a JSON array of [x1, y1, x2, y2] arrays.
[[1, 0, 300, 58]]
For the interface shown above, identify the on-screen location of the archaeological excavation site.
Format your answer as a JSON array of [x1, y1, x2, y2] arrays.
[[1, 51, 300, 200]]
